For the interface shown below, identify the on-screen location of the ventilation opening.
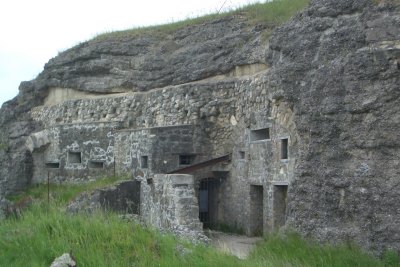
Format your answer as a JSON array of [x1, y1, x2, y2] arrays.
[[45, 162, 60, 169], [68, 152, 82, 164], [141, 156, 149, 169], [250, 128, 270, 142], [179, 155, 195, 165], [89, 161, 104, 169], [250, 185, 263, 236], [281, 138, 288, 159], [273, 185, 288, 230], [238, 151, 246, 160]]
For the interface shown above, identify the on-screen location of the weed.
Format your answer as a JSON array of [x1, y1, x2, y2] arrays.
[[92, 0, 310, 42]]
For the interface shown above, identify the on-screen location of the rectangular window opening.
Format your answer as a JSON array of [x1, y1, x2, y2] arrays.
[[68, 151, 82, 164], [238, 151, 246, 160], [141, 156, 149, 169], [89, 161, 104, 169], [281, 138, 288, 160], [179, 155, 195, 165], [45, 162, 60, 169], [250, 128, 270, 142]]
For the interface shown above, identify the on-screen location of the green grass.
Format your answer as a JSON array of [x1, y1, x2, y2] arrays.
[[93, 0, 309, 42], [247, 232, 400, 267], [6, 176, 128, 205], [0, 203, 240, 267], [1, 179, 399, 266]]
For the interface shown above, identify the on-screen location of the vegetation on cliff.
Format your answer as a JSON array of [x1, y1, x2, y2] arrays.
[[1, 179, 398, 267], [93, 0, 310, 41]]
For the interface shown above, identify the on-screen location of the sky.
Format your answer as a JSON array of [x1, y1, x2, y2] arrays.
[[0, 0, 264, 106]]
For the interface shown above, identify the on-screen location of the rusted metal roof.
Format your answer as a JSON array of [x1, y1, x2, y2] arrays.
[[167, 154, 231, 174]]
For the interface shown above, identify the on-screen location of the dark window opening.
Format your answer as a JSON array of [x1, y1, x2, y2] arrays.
[[238, 151, 246, 160], [45, 162, 60, 169], [89, 161, 104, 169], [281, 138, 288, 159], [179, 155, 195, 165], [68, 152, 82, 164], [250, 128, 270, 142], [141, 156, 149, 169]]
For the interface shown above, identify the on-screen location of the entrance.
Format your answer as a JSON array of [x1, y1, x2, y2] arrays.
[[273, 185, 288, 229], [199, 178, 220, 229], [250, 185, 264, 236]]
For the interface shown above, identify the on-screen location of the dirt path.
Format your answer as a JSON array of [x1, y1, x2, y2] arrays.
[[207, 231, 263, 259]]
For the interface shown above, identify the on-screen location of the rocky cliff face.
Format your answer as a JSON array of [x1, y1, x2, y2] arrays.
[[33, 16, 267, 93], [0, 0, 399, 255], [266, 0, 400, 253]]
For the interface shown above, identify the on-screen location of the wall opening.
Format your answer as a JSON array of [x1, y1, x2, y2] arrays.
[[238, 151, 246, 160], [273, 185, 288, 229], [281, 138, 288, 159], [250, 185, 264, 236], [141, 156, 149, 169], [179, 154, 195, 165], [89, 161, 104, 169], [199, 178, 220, 229], [68, 152, 82, 164], [45, 162, 60, 169], [250, 128, 270, 142]]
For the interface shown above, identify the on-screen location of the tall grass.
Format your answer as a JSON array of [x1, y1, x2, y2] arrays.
[[0, 203, 240, 267], [246, 232, 399, 267], [93, 0, 310, 41], [6, 176, 128, 205], [1, 179, 399, 266]]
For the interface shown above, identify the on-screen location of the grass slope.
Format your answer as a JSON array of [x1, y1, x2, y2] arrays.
[[1, 179, 399, 266], [93, 0, 310, 41]]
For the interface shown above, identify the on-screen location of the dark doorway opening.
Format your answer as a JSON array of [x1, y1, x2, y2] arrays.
[[250, 185, 264, 236], [198, 178, 220, 229], [273, 185, 288, 229]]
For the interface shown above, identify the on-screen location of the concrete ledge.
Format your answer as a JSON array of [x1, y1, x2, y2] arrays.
[[154, 174, 194, 186]]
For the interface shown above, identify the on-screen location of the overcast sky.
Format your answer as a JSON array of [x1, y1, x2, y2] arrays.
[[0, 0, 263, 106]]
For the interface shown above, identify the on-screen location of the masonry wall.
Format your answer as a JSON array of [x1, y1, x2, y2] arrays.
[[29, 74, 299, 238], [114, 125, 211, 179], [31, 122, 120, 183], [141, 174, 204, 238]]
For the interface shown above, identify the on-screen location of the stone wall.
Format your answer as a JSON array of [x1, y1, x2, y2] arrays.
[[114, 124, 211, 178], [28, 122, 120, 183], [142, 174, 205, 241], [28, 71, 299, 235]]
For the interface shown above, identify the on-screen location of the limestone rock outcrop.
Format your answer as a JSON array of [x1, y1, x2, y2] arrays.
[[266, 0, 400, 253]]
